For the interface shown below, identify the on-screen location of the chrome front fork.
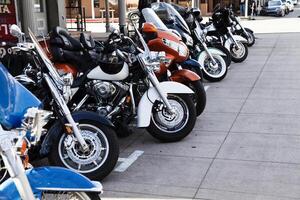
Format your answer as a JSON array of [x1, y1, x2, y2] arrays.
[[0, 130, 35, 200], [147, 71, 175, 114], [227, 29, 240, 49], [44, 74, 89, 151]]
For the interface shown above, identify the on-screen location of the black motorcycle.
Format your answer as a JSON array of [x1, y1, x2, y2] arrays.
[[4, 26, 120, 181]]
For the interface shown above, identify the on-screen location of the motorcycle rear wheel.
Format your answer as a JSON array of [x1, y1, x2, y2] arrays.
[[41, 192, 100, 200], [147, 94, 196, 142], [188, 81, 206, 116]]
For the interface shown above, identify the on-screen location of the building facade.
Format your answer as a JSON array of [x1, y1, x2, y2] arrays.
[[64, 0, 243, 18], [0, 0, 66, 38]]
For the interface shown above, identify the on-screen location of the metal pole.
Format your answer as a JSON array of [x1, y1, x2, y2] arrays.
[[91, 0, 95, 19], [245, 0, 249, 17], [105, 0, 110, 32], [21, 0, 37, 35], [195, 0, 200, 7], [118, 0, 126, 34]]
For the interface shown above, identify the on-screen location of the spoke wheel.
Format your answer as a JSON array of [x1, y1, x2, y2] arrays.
[[41, 192, 100, 200], [147, 94, 196, 142], [58, 124, 109, 174]]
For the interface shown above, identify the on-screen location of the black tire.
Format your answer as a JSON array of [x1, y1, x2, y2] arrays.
[[0, 156, 9, 184], [200, 54, 228, 82], [147, 94, 196, 142], [41, 192, 100, 199], [188, 81, 206, 116], [230, 41, 248, 63], [48, 119, 119, 180], [243, 28, 255, 47], [208, 44, 232, 67]]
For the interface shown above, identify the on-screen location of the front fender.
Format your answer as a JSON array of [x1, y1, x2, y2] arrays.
[[40, 111, 114, 156], [170, 69, 200, 82], [207, 47, 227, 56], [197, 49, 226, 65], [233, 35, 248, 43], [225, 35, 248, 50], [0, 167, 102, 200], [245, 28, 254, 33], [137, 81, 194, 127]]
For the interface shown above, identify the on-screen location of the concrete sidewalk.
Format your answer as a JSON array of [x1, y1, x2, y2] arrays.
[[101, 32, 300, 200]]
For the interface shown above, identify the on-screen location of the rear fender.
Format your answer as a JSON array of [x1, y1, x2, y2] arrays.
[[137, 81, 194, 127], [0, 167, 102, 200], [40, 111, 114, 156], [170, 69, 200, 82]]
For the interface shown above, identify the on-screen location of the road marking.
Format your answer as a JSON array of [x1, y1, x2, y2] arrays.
[[204, 85, 210, 91], [114, 150, 144, 172]]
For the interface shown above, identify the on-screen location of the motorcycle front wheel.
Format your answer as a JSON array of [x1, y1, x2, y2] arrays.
[[0, 156, 8, 184], [147, 94, 196, 142], [230, 41, 248, 63], [41, 192, 100, 200], [200, 54, 228, 82], [208, 44, 232, 67], [240, 28, 255, 47], [48, 119, 119, 180]]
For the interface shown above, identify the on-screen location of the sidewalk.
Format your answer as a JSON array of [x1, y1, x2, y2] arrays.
[[101, 32, 300, 200]]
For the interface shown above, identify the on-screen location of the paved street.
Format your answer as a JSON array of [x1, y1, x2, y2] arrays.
[[100, 29, 300, 200]]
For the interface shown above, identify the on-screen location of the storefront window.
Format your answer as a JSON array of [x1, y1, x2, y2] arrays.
[[34, 0, 44, 12], [94, 0, 99, 8]]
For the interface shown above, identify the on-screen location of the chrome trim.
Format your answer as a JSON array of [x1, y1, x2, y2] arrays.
[[43, 74, 89, 151], [74, 95, 89, 112], [129, 83, 136, 115], [0, 130, 35, 200], [28, 29, 65, 90]]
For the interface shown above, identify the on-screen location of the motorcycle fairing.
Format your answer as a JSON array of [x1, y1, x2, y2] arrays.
[[137, 81, 194, 127], [0, 167, 103, 200], [0, 63, 42, 129]]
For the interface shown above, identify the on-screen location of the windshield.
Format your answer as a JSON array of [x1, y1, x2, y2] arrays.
[[268, 1, 281, 6], [141, 8, 169, 31], [151, 2, 191, 35]]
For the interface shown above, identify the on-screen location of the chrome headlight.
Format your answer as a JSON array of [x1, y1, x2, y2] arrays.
[[178, 42, 188, 57], [162, 38, 188, 57]]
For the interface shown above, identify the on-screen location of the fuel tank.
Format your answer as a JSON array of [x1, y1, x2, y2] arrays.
[[0, 64, 42, 129]]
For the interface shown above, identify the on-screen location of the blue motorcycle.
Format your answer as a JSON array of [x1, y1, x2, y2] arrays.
[[0, 63, 102, 199]]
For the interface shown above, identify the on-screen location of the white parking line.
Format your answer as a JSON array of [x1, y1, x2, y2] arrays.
[[114, 150, 144, 172], [204, 85, 210, 91]]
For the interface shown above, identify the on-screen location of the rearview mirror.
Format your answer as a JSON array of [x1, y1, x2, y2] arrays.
[[10, 24, 23, 38]]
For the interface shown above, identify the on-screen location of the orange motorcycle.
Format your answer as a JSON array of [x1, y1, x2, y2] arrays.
[[141, 22, 206, 116]]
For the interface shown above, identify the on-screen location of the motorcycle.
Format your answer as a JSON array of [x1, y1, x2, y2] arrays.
[[204, 7, 249, 63], [136, 9, 206, 115], [36, 23, 197, 142], [0, 63, 102, 200], [147, 3, 228, 82], [228, 7, 255, 47], [169, 3, 232, 68], [5, 25, 120, 180]]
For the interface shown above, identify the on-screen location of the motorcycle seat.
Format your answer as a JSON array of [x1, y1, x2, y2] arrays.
[[80, 33, 96, 50], [50, 27, 83, 51]]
